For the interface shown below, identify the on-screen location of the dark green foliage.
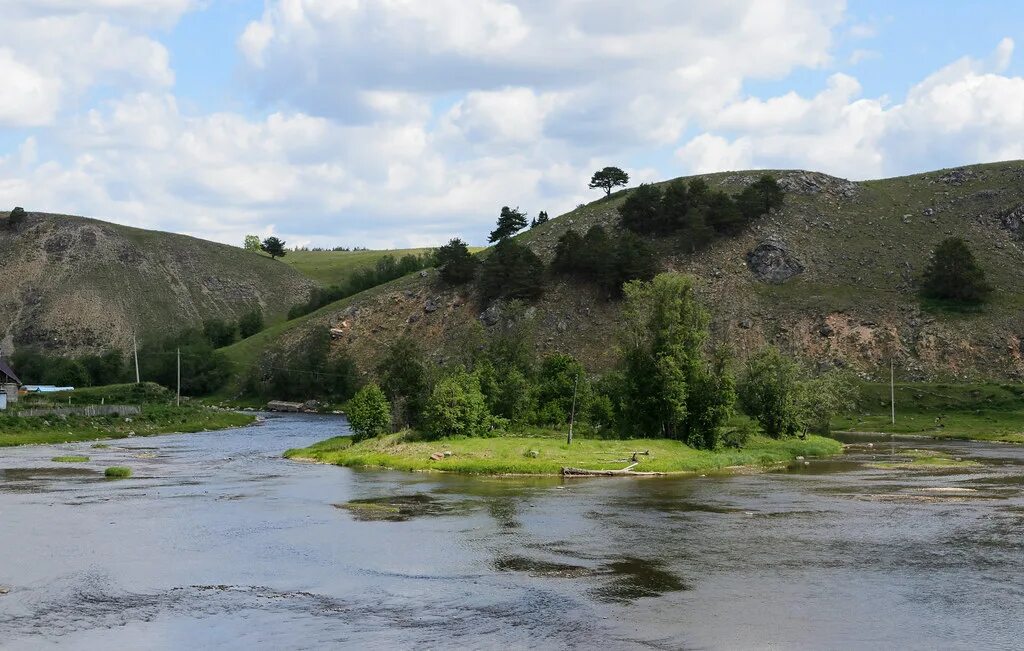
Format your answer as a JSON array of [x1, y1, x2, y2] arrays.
[[737, 174, 785, 220], [589, 166, 630, 196], [618, 184, 663, 234], [202, 319, 238, 348], [288, 251, 435, 319], [238, 310, 264, 339], [738, 347, 801, 439], [531, 210, 549, 228], [437, 238, 477, 285], [488, 206, 529, 242], [260, 236, 287, 259], [138, 329, 232, 395], [618, 175, 782, 242], [346, 383, 391, 441], [479, 239, 545, 303], [533, 353, 588, 425], [615, 274, 735, 448], [423, 370, 491, 439], [247, 329, 358, 401], [377, 336, 431, 427], [7, 206, 26, 229], [552, 226, 657, 296], [921, 237, 992, 304], [12, 350, 128, 387], [476, 360, 531, 422]]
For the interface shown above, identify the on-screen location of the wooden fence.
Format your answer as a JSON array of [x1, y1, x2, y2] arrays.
[[13, 405, 142, 418]]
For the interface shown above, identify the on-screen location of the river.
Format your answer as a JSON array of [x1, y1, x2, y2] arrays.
[[1, 414, 1022, 649]]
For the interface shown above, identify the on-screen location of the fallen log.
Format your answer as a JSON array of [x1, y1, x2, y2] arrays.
[[561, 462, 667, 477]]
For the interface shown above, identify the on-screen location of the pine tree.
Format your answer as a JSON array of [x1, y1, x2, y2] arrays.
[[921, 237, 992, 304], [488, 206, 528, 242]]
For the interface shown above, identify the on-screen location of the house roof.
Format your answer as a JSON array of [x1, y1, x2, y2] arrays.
[[0, 358, 21, 385]]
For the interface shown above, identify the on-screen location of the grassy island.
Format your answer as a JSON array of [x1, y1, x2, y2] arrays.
[[285, 431, 843, 476]]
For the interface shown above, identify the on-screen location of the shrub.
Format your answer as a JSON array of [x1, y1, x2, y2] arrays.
[[104, 466, 132, 479], [423, 370, 490, 439], [203, 319, 238, 348], [346, 383, 391, 441], [52, 456, 89, 463], [738, 347, 801, 439], [238, 310, 264, 338]]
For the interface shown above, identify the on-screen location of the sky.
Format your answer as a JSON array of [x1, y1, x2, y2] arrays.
[[3, 1, 1024, 249]]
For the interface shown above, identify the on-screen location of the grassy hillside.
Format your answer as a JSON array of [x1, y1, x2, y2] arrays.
[[0, 212, 317, 356], [283, 248, 436, 286], [222, 161, 1024, 389]]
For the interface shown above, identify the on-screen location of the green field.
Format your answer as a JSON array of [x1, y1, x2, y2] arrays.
[[285, 430, 843, 475], [282, 248, 436, 286], [833, 382, 1024, 443]]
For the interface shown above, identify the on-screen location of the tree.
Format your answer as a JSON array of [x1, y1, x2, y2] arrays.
[[346, 383, 391, 441], [589, 166, 630, 196], [618, 183, 662, 234], [736, 174, 784, 221], [617, 274, 734, 448], [535, 210, 549, 226], [7, 206, 26, 229], [533, 353, 588, 425], [423, 370, 491, 439], [238, 310, 264, 339], [921, 237, 992, 304], [377, 336, 431, 427], [243, 235, 261, 252], [260, 236, 287, 259], [436, 238, 478, 284], [202, 319, 238, 348], [488, 206, 528, 242], [738, 347, 801, 439], [479, 239, 545, 303]]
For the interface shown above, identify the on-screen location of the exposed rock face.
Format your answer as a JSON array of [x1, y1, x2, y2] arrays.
[[777, 171, 859, 198], [746, 240, 804, 284], [1001, 205, 1024, 236]]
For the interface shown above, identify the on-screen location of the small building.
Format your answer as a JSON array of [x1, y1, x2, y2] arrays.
[[0, 357, 21, 410]]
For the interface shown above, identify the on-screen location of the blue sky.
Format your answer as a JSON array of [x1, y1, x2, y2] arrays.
[[3, 1, 1024, 248]]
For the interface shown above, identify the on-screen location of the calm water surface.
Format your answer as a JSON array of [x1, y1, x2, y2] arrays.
[[1, 414, 1023, 649]]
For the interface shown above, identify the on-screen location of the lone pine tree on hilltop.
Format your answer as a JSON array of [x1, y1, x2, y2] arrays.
[[260, 236, 287, 260], [589, 166, 629, 196], [488, 206, 528, 242]]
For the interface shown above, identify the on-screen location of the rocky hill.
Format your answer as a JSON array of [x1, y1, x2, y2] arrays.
[[222, 161, 1024, 384], [0, 212, 317, 355]]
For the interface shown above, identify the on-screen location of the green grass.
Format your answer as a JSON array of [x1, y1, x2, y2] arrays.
[[285, 430, 843, 475], [283, 248, 487, 287], [104, 466, 132, 479], [832, 381, 1024, 443], [0, 405, 254, 447], [16, 382, 172, 408], [51, 455, 89, 463]]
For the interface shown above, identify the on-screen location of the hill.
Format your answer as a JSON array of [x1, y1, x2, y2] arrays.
[[0, 212, 317, 356], [221, 161, 1024, 387]]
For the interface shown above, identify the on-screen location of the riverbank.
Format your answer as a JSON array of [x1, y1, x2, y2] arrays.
[[0, 405, 255, 447], [833, 381, 1024, 444], [285, 431, 844, 475]]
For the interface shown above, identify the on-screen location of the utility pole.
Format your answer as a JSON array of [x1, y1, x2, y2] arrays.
[[890, 358, 896, 426], [566, 374, 579, 445], [133, 334, 140, 384], [176, 347, 181, 407]]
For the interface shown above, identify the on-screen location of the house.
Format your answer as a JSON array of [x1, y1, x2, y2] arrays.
[[0, 357, 21, 410]]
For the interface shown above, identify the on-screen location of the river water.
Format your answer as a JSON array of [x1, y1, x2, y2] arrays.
[[1, 414, 1022, 650]]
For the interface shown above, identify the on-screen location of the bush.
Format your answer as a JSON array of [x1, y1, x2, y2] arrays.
[[423, 370, 491, 439], [346, 383, 391, 441], [203, 319, 238, 348], [104, 466, 132, 479], [238, 310, 264, 338], [377, 337, 431, 427]]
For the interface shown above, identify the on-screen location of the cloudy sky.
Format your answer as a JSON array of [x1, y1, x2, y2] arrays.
[[2, 1, 1024, 248]]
